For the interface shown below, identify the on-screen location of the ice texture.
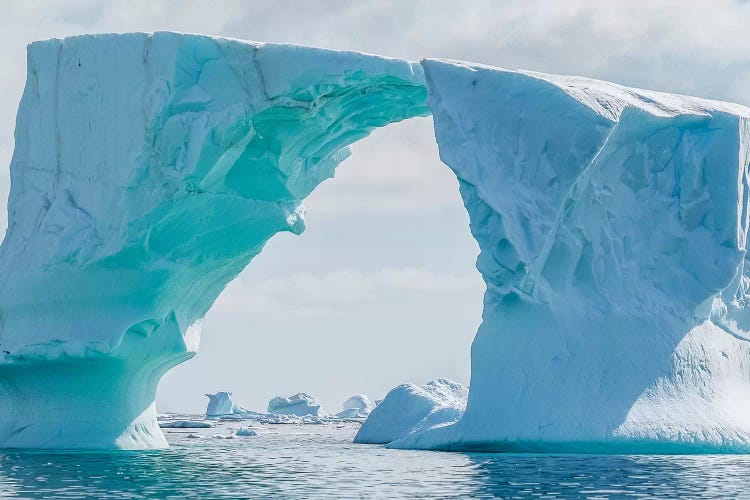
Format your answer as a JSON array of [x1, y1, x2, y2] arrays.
[[3, 32, 750, 452], [268, 393, 324, 416], [354, 379, 467, 445]]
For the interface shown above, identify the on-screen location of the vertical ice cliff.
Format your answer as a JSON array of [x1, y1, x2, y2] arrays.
[[396, 60, 750, 452], [0, 32, 428, 449]]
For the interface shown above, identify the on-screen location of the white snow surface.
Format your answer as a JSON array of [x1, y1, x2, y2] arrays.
[[354, 379, 467, 445], [2, 32, 750, 452]]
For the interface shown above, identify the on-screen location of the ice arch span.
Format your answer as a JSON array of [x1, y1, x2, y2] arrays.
[[2, 32, 750, 452]]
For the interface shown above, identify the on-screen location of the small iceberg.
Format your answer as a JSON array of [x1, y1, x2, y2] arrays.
[[205, 392, 238, 416], [268, 393, 324, 416], [336, 395, 373, 419], [354, 379, 467, 445], [235, 427, 259, 437]]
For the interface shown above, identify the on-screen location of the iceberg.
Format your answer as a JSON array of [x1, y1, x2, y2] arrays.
[[354, 379, 467, 445], [336, 395, 373, 418], [204, 391, 328, 424], [268, 393, 324, 417], [205, 392, 238, 417], [2, 32, 750, 452]]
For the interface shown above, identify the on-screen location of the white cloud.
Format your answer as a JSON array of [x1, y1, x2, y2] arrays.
[[212, 267, 483, 318], [306, 118, 461, 216]]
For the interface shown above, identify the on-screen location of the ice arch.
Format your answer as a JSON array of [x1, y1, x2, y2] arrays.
[[0, 33, 429, 448], [3, 32, 750, 452]]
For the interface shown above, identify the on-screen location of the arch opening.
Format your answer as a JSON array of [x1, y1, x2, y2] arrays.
[[156, 116, 485, 415]]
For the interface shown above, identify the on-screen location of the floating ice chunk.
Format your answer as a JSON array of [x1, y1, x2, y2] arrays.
[[268, 393, 324, 416], [235, 427, 259, 437], [159, 420, 213, 429], [354, 379, 467, 445], [336, 395, 373, 418]]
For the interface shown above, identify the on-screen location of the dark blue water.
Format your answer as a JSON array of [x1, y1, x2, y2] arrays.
[[1, 422, 749, 498]]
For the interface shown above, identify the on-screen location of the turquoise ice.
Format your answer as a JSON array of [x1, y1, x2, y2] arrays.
[[2, 32, 750, 452], [0, 33, 428, 448]]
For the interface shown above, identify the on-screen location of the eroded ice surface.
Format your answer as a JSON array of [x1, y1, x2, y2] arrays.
[[355, 379, 467, 445]]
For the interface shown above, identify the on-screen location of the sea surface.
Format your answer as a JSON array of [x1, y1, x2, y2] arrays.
[[1, 420, 750, 498]]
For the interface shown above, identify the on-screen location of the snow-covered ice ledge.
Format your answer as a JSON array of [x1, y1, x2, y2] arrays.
[[3, 32, 750, 452]]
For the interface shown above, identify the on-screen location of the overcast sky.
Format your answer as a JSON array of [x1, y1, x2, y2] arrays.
[[2, 1, 750, 413]]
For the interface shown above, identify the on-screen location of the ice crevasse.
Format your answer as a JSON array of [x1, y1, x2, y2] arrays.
[[2, 32, 750, 452]]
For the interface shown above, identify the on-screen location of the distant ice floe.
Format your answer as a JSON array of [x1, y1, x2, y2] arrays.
[[198, 389, 381, 427], [205, 392, 238, 416], [268, 393, 324, 417], [158, 420, 214, 429], [234, 427, 259, 437], [336, 395, 374, 419]]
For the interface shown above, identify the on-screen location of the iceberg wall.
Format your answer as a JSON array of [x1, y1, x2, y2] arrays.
[[0, 32, 427, 448], [399, 60, 750, 453], [2, 32, 750, 451]]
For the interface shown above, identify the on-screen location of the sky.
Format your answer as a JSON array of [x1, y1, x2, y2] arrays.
[[2, 1, 750, 413]]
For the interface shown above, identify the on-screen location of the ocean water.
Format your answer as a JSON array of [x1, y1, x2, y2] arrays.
[[1, 421, 750, 498]]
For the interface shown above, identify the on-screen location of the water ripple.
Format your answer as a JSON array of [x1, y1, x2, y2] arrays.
[[0, 423, 748, 498]]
